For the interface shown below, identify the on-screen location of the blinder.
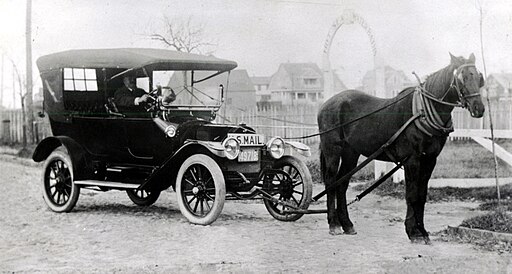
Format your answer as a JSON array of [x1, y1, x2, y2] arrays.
[[450, 63, 482, 108]]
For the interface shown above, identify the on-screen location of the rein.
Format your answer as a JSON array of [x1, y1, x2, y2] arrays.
[[283, 87, 417, 140], [414, 63, 481, 108], [284, 63, 480, 140]]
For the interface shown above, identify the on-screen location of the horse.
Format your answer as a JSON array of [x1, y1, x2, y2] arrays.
[[317, 53, 485, 243]]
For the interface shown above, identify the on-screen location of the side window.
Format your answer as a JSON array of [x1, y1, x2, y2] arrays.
[[136, 77, 150, 93], [63, 68, 98, 91]]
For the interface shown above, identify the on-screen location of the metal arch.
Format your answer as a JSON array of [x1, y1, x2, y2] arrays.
[[322, 10, 377, 100]]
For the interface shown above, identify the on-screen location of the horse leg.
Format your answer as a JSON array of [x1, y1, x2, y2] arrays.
[[320, 149, 343, 235], [404, 156, 437, 244], [336, 148, 359, 235]]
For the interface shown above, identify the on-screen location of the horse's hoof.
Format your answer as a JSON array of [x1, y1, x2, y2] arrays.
[[343, 227, 357, 235], [329, 226, 343, 235], [410, 236, 431, 245]]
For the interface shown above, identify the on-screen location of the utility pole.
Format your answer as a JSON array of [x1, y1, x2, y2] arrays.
[[25, 0, 34, 143]]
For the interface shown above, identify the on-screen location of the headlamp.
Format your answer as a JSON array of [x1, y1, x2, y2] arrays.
[[267, 137, 285, 159], [222, 137, 240, 160]]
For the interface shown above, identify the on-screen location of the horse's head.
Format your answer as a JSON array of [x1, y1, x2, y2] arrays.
[[449, 53, 485, 118]]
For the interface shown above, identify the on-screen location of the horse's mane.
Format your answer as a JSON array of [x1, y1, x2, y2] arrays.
[[395, 56, 465, 99]]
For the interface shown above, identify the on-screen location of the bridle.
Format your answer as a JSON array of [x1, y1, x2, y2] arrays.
[[412, 63, 483, 136], [417, 63, 482, 109]]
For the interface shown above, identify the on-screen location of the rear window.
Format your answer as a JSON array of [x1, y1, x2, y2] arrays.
[[63, 68, 98, 92]]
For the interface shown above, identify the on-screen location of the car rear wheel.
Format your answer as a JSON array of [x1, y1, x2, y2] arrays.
[[176, 154, 225, 225], [42, 150, 80, 212], [126, 189, 161, 206], [263, 156, 313, 221]]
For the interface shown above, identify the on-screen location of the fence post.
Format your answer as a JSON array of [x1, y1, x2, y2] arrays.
[[22, 124, 27, 147], [2, 119, 10, 144], [34, 121, 39, 144]]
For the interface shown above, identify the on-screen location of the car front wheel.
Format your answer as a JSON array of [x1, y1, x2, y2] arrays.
[[263, 156, 313, 221], [175, 154, 226, 225]]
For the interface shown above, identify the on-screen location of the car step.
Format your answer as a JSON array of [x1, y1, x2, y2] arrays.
[[74, 180, 140, 189]]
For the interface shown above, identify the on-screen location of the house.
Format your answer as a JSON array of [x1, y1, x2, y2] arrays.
[[250, 76, 273, 109], [362, 66, 414, 98], [168, 69, 256, 111], [266, 62, 346, 106], [485, 73, 512, 99]]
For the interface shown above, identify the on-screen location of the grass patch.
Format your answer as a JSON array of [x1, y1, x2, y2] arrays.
[[352, 180, 512, 203], [306, 140, 512, 181], [478, 200, 512, 211], [352, 178, 404, 199], [305, 158, 374, 184], [437, 227, 512, 253], [432, 139, 512, 178], [460, 210, 512, 234]]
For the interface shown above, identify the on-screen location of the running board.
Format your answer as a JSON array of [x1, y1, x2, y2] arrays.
[[74, 180, 140, 189]]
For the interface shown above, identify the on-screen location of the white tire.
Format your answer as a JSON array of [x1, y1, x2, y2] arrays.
[[176, 154, 226, 225]]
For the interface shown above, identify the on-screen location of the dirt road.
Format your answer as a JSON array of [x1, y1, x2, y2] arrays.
[[0, 155, 511, 273]]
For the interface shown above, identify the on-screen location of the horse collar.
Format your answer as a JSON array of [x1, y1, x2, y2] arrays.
[[412, 87, 454, 137]]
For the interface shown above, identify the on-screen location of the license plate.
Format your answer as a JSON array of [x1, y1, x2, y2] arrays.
[[238, 149, 259, 162]]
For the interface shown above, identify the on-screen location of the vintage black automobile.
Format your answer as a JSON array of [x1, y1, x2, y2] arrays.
[[33, 48, 313, 225]]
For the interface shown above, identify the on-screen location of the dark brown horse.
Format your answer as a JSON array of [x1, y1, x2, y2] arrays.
[[317, 53, 485, 243]]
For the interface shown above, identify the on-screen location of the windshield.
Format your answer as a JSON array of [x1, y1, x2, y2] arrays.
[[154, 70, 229, 107]]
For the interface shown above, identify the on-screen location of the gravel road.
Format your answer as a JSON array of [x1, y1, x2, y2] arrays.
[[0, 154, 511, 273]]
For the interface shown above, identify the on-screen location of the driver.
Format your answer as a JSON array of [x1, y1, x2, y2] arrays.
[[114, 75, 150, 113]]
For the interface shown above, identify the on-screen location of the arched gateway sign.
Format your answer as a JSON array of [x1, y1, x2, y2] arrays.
[[321, 10, 403, 181], [322, 9, 378, 100]]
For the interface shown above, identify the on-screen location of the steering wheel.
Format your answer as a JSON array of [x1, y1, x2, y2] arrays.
[[143, 88, 160, 112]]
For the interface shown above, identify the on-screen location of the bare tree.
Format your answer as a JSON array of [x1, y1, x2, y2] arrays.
[[4, 55, 28, 146], [148, 16, 217, 54], [25, 0, 34, 145]]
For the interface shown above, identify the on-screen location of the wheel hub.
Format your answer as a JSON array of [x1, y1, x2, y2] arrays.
[[192, 182, 204, 196], [55, 174, 66, 191], [192, 186, 200, 195]]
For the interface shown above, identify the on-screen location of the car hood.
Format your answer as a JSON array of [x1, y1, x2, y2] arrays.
[[154, 117, 256, 143], [182, 121, 256, 143]]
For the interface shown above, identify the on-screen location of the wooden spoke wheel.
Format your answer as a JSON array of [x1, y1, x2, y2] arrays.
[[42, 150, 80, 212], [263, 156, 312, 221], [176, 154, 226, 225]]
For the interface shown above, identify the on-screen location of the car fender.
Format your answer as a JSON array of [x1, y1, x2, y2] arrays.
[[140, 141, 224, 191], [284, 141, 311, 157], [32, 136, 93, 180]]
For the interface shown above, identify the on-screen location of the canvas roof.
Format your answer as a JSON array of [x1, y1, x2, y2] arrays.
[[36, 48, 237, 73]]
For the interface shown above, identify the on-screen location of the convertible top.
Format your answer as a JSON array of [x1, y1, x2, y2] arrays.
[[36, 48, 238, 73]]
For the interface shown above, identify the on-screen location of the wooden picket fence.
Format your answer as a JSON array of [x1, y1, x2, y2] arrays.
[[0, 98, 510, 145], [223, 99, 512, 144], [222, 105, 320, 145], [0, 110, 51, 144]]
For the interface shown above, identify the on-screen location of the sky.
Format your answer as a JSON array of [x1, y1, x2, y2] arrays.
[[0, 0, 511, 108]]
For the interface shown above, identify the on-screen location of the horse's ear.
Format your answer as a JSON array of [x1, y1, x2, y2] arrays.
[[449, 52, 458, 64], [468, 53, 476, 63]]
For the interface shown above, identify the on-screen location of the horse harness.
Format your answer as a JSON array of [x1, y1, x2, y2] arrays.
[[412, 63, 481, 137], [310, 63, 482, 206]]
